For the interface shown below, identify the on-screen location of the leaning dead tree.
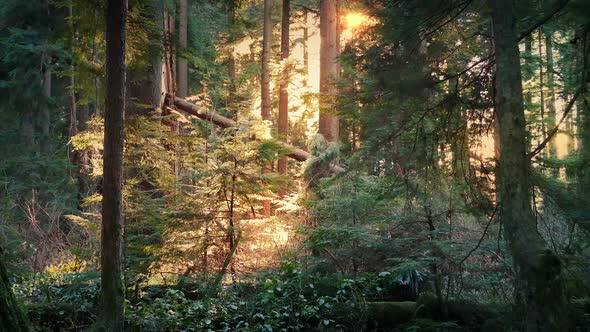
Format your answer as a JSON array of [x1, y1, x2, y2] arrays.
[[166, 94, 345, 173]]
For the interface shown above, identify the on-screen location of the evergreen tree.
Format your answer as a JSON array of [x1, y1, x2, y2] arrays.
[[98, 0, 127, 329]]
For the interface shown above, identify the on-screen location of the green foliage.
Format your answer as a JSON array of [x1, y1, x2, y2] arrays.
[[14, 271, 100, 331], [1, 0, 589, 330], [366, 301, 416, 330]]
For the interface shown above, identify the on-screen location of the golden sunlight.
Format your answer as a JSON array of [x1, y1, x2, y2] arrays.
[[555, 132, 570, 159], [343, 12, 368, 30], [342, 12, 377, 40]]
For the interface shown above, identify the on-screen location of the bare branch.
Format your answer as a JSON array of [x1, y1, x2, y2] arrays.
[[528, 85, 582, 159]]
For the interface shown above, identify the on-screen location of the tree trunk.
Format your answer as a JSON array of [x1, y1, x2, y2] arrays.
[[129, 0, 163, 114], [524, 35, 533, 106], [303, 8, 309, 87], [68, 4, 90, 208], [98, 0, 127, 330], [448, 73, 468, 178], [490, 1, 568, 330], [21, 108, 35, 151], [318, 0, 339, 142], [177, 0, 188, 98], [261, 0, 273, 120], [227, 7, 237, 112], [277, 0, 290, 194], [577, 27, 590, 231], [77, 103, 90, 206], [41, 69, 51, 153], [545, 29, 558, 163], [0, 253, 29, 332], [538, 30, 546, 140], [261, 0, 273, 216], [580, 95, 590, 229]]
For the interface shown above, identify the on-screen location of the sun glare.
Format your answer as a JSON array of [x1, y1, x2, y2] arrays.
[[343, 12, 373, 31]]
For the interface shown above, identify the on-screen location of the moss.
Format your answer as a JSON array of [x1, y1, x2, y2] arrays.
[[529, 249, 570, 330], [415, 294, 510, 330], [534, 249, 563, 289], [0, 256, 29, 332], [397, 318, 463, 331], [365, 301, 416, 329]]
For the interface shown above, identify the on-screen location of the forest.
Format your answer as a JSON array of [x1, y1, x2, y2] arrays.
[[0, 0, 589, 330]]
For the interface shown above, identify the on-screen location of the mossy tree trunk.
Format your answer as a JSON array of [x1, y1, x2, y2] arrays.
[[577, 26, 590, 232], [490, 0, 569, 330], [0, 253, 29, 332], [98, 0, 127, 330]]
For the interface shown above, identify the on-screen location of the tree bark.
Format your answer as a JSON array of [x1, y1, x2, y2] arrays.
[[303, 9, 309, 88], [77, 103, 90, 206], [261, 0, 273, 216], [227, 7, 237, 112], [41, 69, 51, 153], [261, 0, 273, 120], [538, 30, 546, 139], [524, 35, 533, 106], [21, 108, 35, 151], [318, 0, 339, 142], [545, 29, 558, 162], [0, 252, 29, 332], [129, 0, 164, 114], [177, 0, 188, 98], [576, 26, 590, 231], [99, 0, 127, 330], [277, 0, 290, 193], [490, 1, 568, 330]]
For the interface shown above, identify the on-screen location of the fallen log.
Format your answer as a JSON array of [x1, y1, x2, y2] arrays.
[[168, 94, 344, 173]]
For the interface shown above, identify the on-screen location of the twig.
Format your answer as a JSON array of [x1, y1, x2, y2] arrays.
[[528, 85, 582, 158], [517, 0, 571, 42], [291, 3, 319, 16], [457, 202, 501, 266], [323, 248, 346, 274]]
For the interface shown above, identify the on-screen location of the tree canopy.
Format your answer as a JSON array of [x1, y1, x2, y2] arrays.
[[0, 0, 589, 330]]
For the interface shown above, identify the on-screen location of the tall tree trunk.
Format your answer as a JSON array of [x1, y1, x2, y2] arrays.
[[448, 73, 468, 178], [577, 27, 590, 231], [277, 0, 290, 194], [177, 0, 188, 98], [580, 95, 590, 230], [303, 9, 309, 88], [261, 0, 273, 216], [41, 69, 51, 153], [538, 30, 546, 140], [68, 2, 78, 148], [21, 108, 35, 151], [524, 35, 533, 107], [261, 0, 273, 120], [99, 0, 127, 330], [227, 5, 238, 112], [318, 0, 339, 142], [490, 1, 568, 330], [545, 29, 558, 163], [0, 251, 29, 332], [68, 4, 89, 208], [129, 0, 163, 114], [77, 103, 90, 206]]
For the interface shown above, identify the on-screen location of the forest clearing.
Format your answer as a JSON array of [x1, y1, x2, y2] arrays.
[[1, 0, 590, 331]]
